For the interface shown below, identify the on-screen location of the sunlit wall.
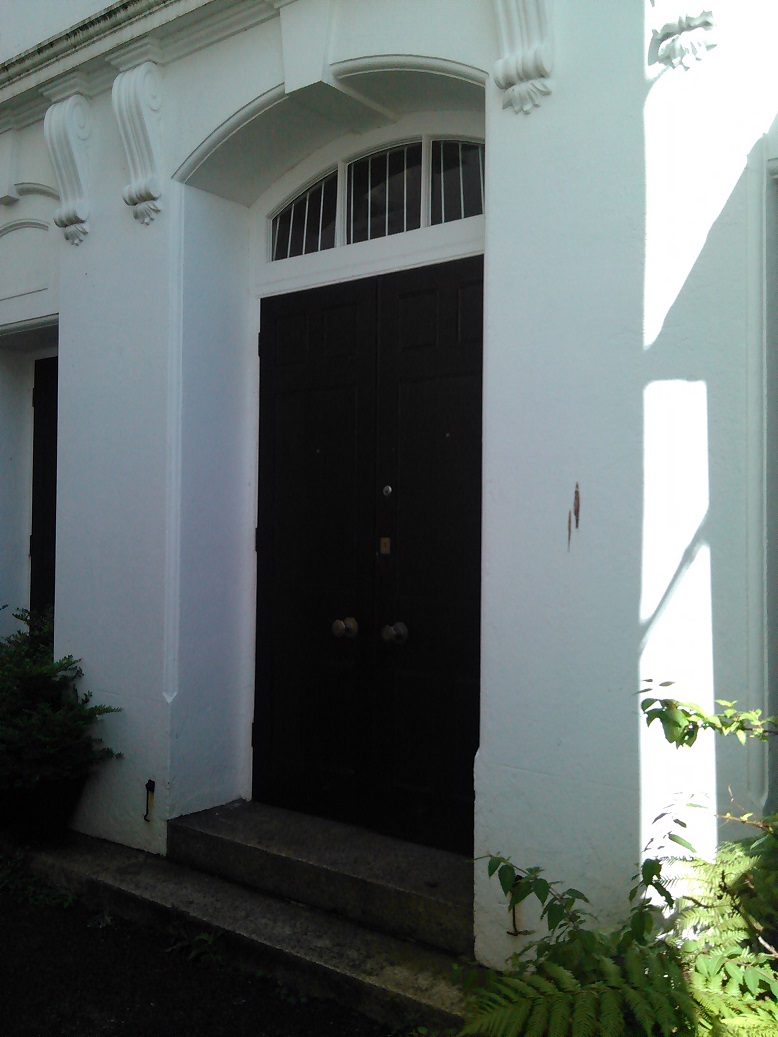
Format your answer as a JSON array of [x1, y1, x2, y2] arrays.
[[639, 0, 776, 865]]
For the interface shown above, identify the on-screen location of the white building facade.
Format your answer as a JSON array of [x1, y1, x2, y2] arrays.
[[0, 0, 776, 966]]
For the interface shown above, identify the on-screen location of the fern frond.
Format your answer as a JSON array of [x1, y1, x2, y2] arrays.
[[459, 995, 532, 1037], [597, 985, 626, 1037], [523, 997, 549, 1037], [540, 960, 580, 993], [546, 992, 573, 1037], [522, 971, 559, 996], [624, 944, 647, 989], [570, 987, 598, 1037]]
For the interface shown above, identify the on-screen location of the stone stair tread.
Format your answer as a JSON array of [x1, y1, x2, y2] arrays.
[[170, 800, 471, 907], [27, 833, 466, 1030]]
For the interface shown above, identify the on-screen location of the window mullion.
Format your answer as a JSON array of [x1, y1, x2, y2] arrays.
[[420, 135, 432, 229]]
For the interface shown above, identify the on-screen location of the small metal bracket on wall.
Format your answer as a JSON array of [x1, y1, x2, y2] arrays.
[[143, 778, 155, 822]]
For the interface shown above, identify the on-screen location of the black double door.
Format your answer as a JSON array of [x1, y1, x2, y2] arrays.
[[255, 256, 482, 853]]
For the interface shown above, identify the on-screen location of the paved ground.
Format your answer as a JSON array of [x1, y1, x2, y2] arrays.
[[0, 856, 440, 1037]]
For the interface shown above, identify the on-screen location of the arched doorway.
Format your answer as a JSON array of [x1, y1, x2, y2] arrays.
[[179, 76, 486, 853], [251, 121, 485, 854]]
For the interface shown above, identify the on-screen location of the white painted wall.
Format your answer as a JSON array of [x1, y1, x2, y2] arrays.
[[475, 1, 647, 962], [0, 122, 60, 327], [171, 182, 255, 817], [0, 347, 34, 633], [473, 0, 777, 965], [0, 0, 775, 970], [766, 119, 778, 814], [50, 88, 177, 853]]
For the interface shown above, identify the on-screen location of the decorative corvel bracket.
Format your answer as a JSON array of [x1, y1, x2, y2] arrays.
[[652, 11, 716, 69], [43, 94, 92, 245], [492, 0, 553, 115], [112, 61, 163, 224]]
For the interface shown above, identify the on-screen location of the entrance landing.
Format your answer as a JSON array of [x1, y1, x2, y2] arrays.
[[168, 799, 473, 957], [18, 801, 474, 1030]]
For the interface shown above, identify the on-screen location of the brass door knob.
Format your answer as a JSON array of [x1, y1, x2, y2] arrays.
[[381, 622, 408, 644], [332, 617, 358, 638]]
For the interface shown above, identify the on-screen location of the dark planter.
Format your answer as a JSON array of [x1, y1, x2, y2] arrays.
[[0, 776, 87, 845]]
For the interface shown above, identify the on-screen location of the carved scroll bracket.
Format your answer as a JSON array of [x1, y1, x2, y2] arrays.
[[492, 0, 553, 115], [43, 94, 92, 245], [111, 61, 163, 225], [651, 11, 716, 69]]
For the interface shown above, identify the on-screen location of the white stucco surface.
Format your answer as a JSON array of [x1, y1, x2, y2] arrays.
[[172, 182, 255, 818], [0, 0, 775, 967]]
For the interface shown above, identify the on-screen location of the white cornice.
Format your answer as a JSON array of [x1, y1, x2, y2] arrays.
[[0, 1, 183, 93], [492, 0, 553, 115], [0, 0, 276, 122]]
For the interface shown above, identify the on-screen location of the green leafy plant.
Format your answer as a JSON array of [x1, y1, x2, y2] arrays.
[[0, 607, 121, 793], [461, 686, 778, 1037], [462, 856, 697, 1037], [641, 679, 778, 748]]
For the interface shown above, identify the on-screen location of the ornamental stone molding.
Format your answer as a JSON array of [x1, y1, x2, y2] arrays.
[[43, 94, 92, 245], [111, 61, 163, 225], [0, 129, 20, 205], [651, 11, 716, 69], [492, 0, 553, 115]]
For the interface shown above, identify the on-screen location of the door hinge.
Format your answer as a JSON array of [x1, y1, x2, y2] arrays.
[[257, 332, 262, 357], [255, 526, 259, 552]]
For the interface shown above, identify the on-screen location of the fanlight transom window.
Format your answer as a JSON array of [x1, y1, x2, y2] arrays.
[[271, 139, 484, 262]]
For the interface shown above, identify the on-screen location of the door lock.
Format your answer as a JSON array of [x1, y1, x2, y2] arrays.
[[332, 617, 358, 638], [381, 622, 408, 645]]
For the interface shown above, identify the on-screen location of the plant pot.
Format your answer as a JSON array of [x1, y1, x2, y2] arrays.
[[0, 776, 87, 846]]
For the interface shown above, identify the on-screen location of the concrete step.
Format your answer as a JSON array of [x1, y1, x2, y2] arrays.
[[25, 832, 466, 1033], [168, 800, 473, 958]]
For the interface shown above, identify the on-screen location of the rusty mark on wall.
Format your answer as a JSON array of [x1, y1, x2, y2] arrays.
[[568, 483, 581, 551]]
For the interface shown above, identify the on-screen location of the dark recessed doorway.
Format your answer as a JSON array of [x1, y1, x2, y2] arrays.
[[30, 354, 58, 618], [254, 256, 482, 854]]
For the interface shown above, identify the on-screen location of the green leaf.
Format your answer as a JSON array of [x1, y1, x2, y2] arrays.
[[641, 858, 662, 885], [744, 966, 762, 997], [533, 878, 550, 904], [562, 887, 589, 903], [498, 864, 516, 897], [545, 901, 565, 932], [509, 880, 535, 909], [668, 832, 697, 853]]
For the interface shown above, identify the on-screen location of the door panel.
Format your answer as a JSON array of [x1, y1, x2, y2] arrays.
[[255, 257, 482, 853], [30, 355, 58, 618]]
